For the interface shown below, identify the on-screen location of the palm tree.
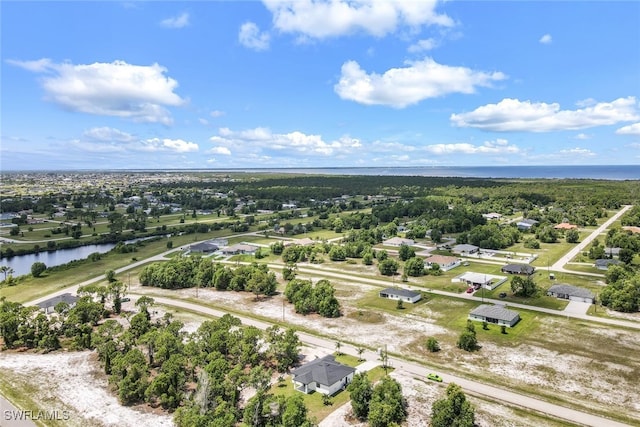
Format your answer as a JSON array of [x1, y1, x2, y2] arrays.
[[335, 341, 342, 356], [0, 266, 14, 281], [356, 346, 366, 361]]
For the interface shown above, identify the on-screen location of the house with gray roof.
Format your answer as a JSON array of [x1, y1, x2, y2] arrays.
[[189, 241, 219, 253], [379, 287, 422, 303], [221, 243, 260, 255], [501, 264, 535, 275], [595, 258, 622, 270], [547, 284, 594, 304], [516, 219, 539, 231], [291, 355, 356, 395], [37, 293, 79, 314], [452, 244, 479, 255], [469, 304, 520, 327]]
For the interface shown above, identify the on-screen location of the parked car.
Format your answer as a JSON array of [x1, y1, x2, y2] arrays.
[[427, 373, 443, 382], [122, 297, 131, 302], [499, 292, 507, 299], [466, 287, 474, 293]]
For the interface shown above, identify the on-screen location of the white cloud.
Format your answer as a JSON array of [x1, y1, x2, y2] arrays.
[[539, 34, 552, 44], [142, 138, 198, 153], [335, 58, 507, 108], [160, 12, 190, 29], [198, 118, 209, 126], [407, 38, 438, 53], [558, 147, 595, 156], [210, 127, 361, 157], [239, 22, 270, 51], [263, 0, 453, 40], [451, 97, 639, 132], [616, 122, 640, 135], [210, 110, 225, 118], [209, 146, 232, 155], [8, 59, 185, 125], [574, 133, 591, 140], [6, 58, 54, 72], [425, 139, 520, 155], [83, 127, 135, 142]]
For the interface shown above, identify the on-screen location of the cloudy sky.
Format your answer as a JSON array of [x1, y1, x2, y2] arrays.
[[2, 1, 639, 170]]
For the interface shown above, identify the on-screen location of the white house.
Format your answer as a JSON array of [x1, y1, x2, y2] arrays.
[[383, 237, 415, 247], [221, 243, 259, 255], [451, 244, 480, 255], [36, 293, 79, 314], [291, 355, 356, 395], [547, 284, 594, 304], [379, 288, 422, 304], [424, 255, 461, 272], [469, 304, 520, 327], [453, 272, 508, 290]]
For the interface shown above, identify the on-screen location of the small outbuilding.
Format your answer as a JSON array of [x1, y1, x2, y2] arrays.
[[469, 304, 520, 327], [501, 264, 535, 275], [547, 284, 594, 304], [291, 355, 356, 395], [379, 287, 422, 304]]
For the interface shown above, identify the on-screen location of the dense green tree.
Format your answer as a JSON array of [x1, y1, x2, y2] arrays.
[[510, 276, 537, 297], [31, 261, 47, 278], [404, 256, 425, 277], [457, 321, 478, 352], [398, 244, 415, 261], [565, 229, 580, 243], [368, 376, 407, 427], [430, 383, 475, 427], [378, 259, 399, 276], [348, 372, 373, 420]]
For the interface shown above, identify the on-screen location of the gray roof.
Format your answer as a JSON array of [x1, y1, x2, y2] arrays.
[[595, 258, 621, 267], [36, 293, 79, 309], [190, 242, 219, 252], [518, 219, 539, 226], [470, 304, 520, 322], [379, 287, 421, 299], [547, 284, 594, 299], [291, 355, 355, 386], [501, 264, 535, 275], [452, 244, 479, 253]]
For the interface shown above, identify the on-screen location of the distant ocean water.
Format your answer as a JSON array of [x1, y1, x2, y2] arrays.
[[224, 165, 640, 180]]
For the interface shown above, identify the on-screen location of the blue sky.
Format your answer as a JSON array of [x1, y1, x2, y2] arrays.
[[2, 1, 639, 170]]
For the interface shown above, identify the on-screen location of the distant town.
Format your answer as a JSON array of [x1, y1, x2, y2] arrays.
[[1, 171, 639, 427]]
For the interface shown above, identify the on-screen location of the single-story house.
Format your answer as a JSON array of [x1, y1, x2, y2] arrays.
[[482, 212, 502, 220], [189, 242, 219, 253], [554, 222, 578, 230], [37, 293, 79, 314], [424, 255, 461, 272], [284, 237, 316, 247], [383, 237, 415, 247], [595, 259, 622, 270], [547, 284, 594, 304], [451, 244, 480, 255], [379, 287, 422, 304], [291, 355, 356, 395], [517, 219, 539, 231], [469, 304, 520, 327], [501, 264, 535, 275], [452, 272, 508, 290], [221, 243, 260, 255]]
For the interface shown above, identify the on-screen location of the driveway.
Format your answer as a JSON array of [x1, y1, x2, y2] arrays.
[[564, 300, 592, 315]]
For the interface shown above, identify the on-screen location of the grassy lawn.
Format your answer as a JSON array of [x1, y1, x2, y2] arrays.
[[268, 366, 389, 422]]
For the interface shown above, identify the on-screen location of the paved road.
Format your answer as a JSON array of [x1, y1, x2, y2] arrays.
[[550, 205, 633, 273], [141, 295, 632, 427], [0, 393, 36, 427]]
